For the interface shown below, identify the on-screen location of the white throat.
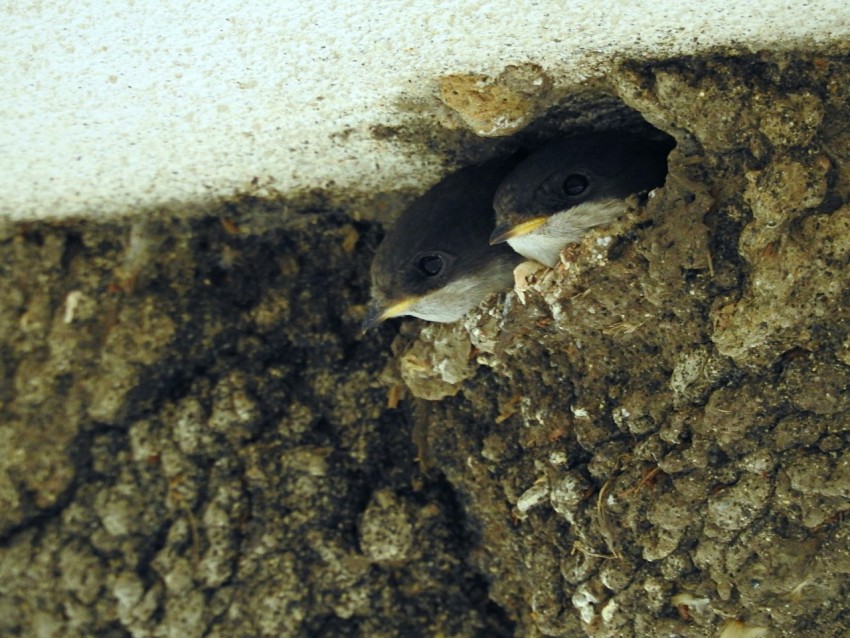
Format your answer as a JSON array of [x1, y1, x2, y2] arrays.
[[404, 260, 516, 323], [506, 199, 626, 267]]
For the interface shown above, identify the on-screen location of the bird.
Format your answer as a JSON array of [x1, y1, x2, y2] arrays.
[[363, 158, 524, 330], [490, 131, 675, 267]]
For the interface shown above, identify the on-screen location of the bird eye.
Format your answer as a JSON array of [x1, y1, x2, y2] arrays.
[[417, 254, 443, 277], [563, 174, 589, 196]]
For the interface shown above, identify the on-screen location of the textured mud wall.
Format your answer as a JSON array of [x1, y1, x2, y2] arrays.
[[1, 51, 849, 637]]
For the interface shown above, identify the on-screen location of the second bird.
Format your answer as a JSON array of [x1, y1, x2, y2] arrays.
[[490, 131, 675, 267]]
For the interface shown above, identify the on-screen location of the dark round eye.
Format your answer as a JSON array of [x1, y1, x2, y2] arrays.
[[563, 174, 589, 196], [417, 255, 443, 277]]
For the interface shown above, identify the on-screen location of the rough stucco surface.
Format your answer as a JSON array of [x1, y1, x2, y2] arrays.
[[2, 50, 850, 637], [3, 2, 850, 221]]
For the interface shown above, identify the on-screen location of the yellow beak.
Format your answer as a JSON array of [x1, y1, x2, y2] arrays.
[[362, 297, 418, 331], [489, 216, 548, 244]]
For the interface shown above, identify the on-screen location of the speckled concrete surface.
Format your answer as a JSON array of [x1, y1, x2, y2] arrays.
[[2, 1, 850, 220]]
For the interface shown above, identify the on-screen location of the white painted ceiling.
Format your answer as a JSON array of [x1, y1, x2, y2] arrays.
[[3, 1, 849, 220]]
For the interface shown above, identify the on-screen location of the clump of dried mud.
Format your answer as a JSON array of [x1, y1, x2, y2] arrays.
[[391, 52, 850, 637]]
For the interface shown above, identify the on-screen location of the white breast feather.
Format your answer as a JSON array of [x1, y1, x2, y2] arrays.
[[507, 199, 626, 267]]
